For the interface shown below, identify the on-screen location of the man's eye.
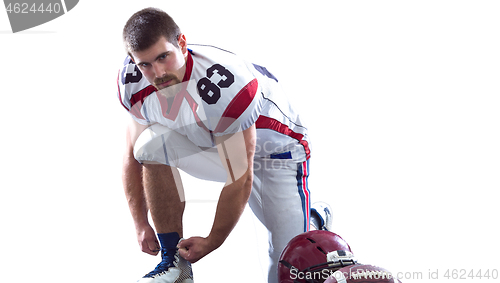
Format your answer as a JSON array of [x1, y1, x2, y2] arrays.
[[159, 54, 167, 60]]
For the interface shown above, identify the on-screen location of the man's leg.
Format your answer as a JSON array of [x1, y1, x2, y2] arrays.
[[142, 164, 185, 236], [248, 158, 311, 283], [134, 124, 209, 283]]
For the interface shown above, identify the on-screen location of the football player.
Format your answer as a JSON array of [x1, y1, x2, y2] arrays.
[[118, 7, 320, 283], [278, 230, 402, 283]]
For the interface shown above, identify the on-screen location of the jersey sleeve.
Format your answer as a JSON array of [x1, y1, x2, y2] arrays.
[[117, 56, 156, 125]]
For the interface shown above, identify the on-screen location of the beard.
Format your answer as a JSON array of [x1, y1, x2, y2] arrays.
[[154, 74, 182, 98]]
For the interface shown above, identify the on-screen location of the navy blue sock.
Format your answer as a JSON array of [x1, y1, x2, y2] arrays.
[[157, 232, 180, 250]]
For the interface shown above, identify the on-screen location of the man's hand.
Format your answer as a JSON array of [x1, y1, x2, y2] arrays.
[[177, 236, 215, 263], [137, 224, 161, 256]]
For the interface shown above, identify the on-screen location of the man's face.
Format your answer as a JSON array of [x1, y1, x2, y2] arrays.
[[131, 35, 188, 91]]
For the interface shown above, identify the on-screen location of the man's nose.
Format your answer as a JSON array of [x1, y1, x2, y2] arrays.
[[153, 62, 166, 78]]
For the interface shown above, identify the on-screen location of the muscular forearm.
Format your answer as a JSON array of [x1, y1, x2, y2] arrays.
[[122, 154, 149, 229], [123, 120, 151, 229], [207, 169, 253, 250]]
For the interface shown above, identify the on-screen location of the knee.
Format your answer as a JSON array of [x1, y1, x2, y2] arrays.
[[133, 124, 173, 165]]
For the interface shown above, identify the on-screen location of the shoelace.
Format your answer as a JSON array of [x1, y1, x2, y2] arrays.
[[144, 248, 178, 278]]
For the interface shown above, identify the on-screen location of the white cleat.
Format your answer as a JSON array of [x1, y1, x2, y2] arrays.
[[310, 201, 333, 231], [137, 247, 193, 283]]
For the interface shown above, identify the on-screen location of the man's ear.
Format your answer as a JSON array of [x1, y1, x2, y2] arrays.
[[178, 33, 188, 55]]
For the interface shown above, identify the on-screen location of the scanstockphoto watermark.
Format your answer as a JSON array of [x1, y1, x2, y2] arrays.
[[288, 268, 499, 281], [383, 268, 498, 281], [3, 0, 79, 33], [289, 268, 396, 282]]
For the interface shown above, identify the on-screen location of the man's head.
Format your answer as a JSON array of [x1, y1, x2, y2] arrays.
[[123, 7, 181, 55], [123, 8, 188, 92]]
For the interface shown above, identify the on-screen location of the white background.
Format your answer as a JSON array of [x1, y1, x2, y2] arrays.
[[0, 1, 499, 282]]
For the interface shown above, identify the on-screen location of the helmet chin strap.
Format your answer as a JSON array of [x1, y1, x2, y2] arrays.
[[326, 250, 356, 265], [301, 251, 357, 283]]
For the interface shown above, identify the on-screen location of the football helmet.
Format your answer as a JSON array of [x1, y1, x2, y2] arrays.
[[278, 230, 357, 283]]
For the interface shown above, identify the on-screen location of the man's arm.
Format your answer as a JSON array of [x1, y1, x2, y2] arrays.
[[178, 124, 256, 262], [122, 118, 160, 255]]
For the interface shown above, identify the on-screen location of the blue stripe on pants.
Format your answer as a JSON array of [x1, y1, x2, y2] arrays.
[[296, 159, 311, 232]]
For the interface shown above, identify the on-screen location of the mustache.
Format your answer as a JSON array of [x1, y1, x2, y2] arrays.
[[154, 74, 179, 86]]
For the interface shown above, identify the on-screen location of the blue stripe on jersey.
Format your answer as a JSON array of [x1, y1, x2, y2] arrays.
[[253, 64, 278, 82], [296, 160, 311, 232], [123, 56, 133, 65]]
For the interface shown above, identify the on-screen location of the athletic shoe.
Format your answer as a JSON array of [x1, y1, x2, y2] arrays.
[[137, 247, 193, 283], [310, 201, 333, 231]]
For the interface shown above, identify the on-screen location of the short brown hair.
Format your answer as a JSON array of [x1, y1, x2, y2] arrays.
[[123, 7, 181, 55]]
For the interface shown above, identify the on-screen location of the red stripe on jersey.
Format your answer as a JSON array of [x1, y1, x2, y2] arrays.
[[130, 85, 156, 108], [117, 71, 127, 110], [301, 160, 310, 230], [183, 52, 193, 82], [130, 85, 156, 120], [214, 78, 259, 133], [255, 116, 311, 159]]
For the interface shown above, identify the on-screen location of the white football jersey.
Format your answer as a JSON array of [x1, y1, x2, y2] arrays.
[[118, 45, 310, 161]]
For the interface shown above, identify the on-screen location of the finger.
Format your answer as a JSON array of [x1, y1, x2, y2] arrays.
[[148, 239, 161, 254], [185, 251, 200, 263], [177, 238, 191, 249], [141, 244, 158, 256], [144, 244, 159, 255], [178, 246, 189, 259], [147, 248, 159, 255], [147, 249, 159, 256], [139, 241, 149, 253], [140, 240, 159, 255]]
